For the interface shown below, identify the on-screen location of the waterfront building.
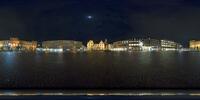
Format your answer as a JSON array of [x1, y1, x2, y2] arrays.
[[107, 44, 113, 50], [0, 41, 2, 48], [112, 40, 127, 49], [189, 40, 200, 50], [0, 40, 10, 50], [87, 40, 94, 50], [112, 38, 183, 51], [42, 40, 83, 51], [86, 40, 106, 50], [20, 41, 37, 51], [160, 40, 182, 50], [128, 39, 143, 51], [0, 37, 37, 51], [112, 39, 143, 51], [9, 37, 20, 50], [98, 40, 105, 50], [142, 38, 160, 49]]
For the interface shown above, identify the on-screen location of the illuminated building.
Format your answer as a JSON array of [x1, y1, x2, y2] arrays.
[[98, 41, 105, 50], [128, 40, 143, 51], [143, 38, 160, 49], [86, 40, 106, 50], [9, 37, 20, 50], [112, 38, 183, 51], [112, 40, 128, 51], [0, 41, 4, 48], [20, 41, 37, 51], [42, 40, 83, 51], [112, 39, 143, 51], [190, 40, 200, 50], [0, 37, 37, 51], [160, 40, 182, 50], [87, 40, 94, 50]]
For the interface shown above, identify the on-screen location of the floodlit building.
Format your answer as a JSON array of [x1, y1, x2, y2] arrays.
[[0, 40, 10, 50], [86, 40, 106, 50], [0, 37, 37, 51], [112, 38, 183, 51], [20, 41, 37, 51], [87, 40, 94, 50], [9, 37, 20, 50], [190, 40, 200, 50], [42, 40, 83, 51], [160, 40, 182, 50], [112, 39, 143, 51], [112, 40, 127, 49], [98, 41, 105, 50], [128, 40, 143, 51], [142, 38, 160, 48]]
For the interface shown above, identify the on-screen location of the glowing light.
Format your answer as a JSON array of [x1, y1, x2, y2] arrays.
[[87, 15, 93, 19], [142, 46, 152, 51], [110, 48, 127, 51], [36, 48, 63, 52]]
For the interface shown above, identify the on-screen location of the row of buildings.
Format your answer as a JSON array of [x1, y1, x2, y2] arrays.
[[0, 37, 85, 52], [0, 37, 37, 51], [41, 40, 84, 52], [86, 38, 183, 51], [3, 37, 200, 52]]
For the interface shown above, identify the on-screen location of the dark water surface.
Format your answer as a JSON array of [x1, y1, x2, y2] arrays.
[[0, 51, 200, 89]]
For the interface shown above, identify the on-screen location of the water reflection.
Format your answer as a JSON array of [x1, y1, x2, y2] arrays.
[[0, 51, 200, 88], [0, 52, 17, 84], [138, 52, 152, 66], [2, 52, 17, 67]]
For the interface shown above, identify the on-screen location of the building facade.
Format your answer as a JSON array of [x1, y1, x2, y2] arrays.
[[190, 40, 200, 50], [112, 38, 183, 51], [87, 40, 94, 50], [42, 40, 83, 51], [0, 37, 37, 51], [142, 38, 160, 48], [160, 40, 182, 50], [112, 39, 143, 51], [20, 40, 37, 51], [86, 40, 106, 51]]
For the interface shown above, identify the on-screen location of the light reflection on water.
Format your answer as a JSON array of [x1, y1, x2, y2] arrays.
[[0, 52, 17, 84], [0, 51, 200, 89], [1, 52, 17, 67]]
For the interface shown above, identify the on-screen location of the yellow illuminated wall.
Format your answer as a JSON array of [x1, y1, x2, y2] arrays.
[[21, 41, 37, 50], [98, 41, 105, 50], [190, 40, 200, 50], [10, 37, 20, 49], [87, 40, 106, 50], [0, 41, 3, 48], [87, 40, 94, 50]]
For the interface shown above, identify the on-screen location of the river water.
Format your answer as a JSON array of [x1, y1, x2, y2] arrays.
[[0, 51, 200, 89]]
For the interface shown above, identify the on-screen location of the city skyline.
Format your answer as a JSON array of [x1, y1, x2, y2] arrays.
[[0, 35, 193, 48], [0, 37, 185, 51]]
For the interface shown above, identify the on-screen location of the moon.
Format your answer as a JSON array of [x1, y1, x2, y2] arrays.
[[87, 15, 93, 19]]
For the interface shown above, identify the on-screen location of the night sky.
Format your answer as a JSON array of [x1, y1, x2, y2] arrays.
[[0, 0, 200, 46]]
